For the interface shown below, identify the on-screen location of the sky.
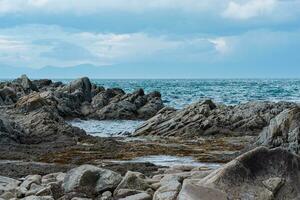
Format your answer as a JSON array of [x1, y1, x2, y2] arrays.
[[0, 0, 300, 78]]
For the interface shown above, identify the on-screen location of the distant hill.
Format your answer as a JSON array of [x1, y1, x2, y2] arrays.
[[0, 63, 176, 79]]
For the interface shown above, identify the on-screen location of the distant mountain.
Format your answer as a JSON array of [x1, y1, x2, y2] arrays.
[[0, 63, 176, 79], [0, 64, 116, 79]]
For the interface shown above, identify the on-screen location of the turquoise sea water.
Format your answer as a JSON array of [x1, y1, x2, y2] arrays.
[[88, 79, 300, 109]]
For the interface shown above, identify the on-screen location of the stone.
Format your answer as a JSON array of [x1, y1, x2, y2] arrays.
[[114, 189, 143, 199], [258, 108, 300, 154], [119, 193, 151, 200], [198, 147, 300, 200], [114, 171, 150, 196], [153, 175, 182, 200], [63, 165, 122, 197], [63, 77, 92, 102], [16, 75, 38, 94], [177, 181, 228, 200], [0, 176, 20, 195], [15, 93, 48, 112], [21, 175, 42, 191], [21, 195, 54, 200]]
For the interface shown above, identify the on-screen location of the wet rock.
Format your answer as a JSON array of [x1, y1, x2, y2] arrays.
[[134, 100, 297, 137], [258, 108, 300, 154], [63, 165, 122, 197], [199, 147, 300, 200]]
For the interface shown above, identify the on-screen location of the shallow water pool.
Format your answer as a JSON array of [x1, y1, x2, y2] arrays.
[[68, 119, 144, 137], [108, 155, 221, 168]]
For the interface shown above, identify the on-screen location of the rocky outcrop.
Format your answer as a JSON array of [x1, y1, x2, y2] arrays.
[[60, 77, 92, 102], [14, 75, 38, 94], [1, 75, 164, 120], [13, 106, 86, 144], [90, 89, 164, 120], [198, 147, 300, 199], [134, 100, 297, 137], [257, 108, 300, 154]]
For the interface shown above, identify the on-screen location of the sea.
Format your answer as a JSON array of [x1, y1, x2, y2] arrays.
[[65, 79, 300, 136]]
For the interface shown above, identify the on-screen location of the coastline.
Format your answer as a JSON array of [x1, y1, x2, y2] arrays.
[[1, 75, 300, 199]]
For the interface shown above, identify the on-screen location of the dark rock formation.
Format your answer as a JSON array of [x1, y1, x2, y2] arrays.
[[134, 100, 297, 137]]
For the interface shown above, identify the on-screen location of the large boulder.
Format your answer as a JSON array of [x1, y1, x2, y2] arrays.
[[0, 116, 23, 144], [14, 75, 38, 94], [0, 176, 21, 195], [134, 100, 297, 137], [91, 88, 125, 110], [257, 108, 300, 154], [62, 77, 92, 102], [197, 147, 300, 200], [63, 165, 122, 197], [13, 106, 86, 144], [0, 86, 17, 105], [15, 93, 50, 112], [114, 171, 151, 196]]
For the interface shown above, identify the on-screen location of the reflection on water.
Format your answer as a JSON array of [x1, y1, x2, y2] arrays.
[[68, 119, 144, 137], [108, 155, 221, 168]]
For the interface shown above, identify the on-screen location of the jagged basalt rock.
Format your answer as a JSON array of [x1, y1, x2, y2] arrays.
[[134, 100, 297, 137]]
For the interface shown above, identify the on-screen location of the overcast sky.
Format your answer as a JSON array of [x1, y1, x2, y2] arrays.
[[0, 0, 300, 78]]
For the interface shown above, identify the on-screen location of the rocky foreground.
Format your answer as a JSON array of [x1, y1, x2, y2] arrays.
[[1, 75, 300, 199], [1, 147, 300, 200]]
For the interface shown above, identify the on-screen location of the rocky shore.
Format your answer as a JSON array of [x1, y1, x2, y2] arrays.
[[1, 147, 300, 200], [1, 75, 300, 199]]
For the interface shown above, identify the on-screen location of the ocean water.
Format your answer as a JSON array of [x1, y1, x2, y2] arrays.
[[88, 79, 300, 109]]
